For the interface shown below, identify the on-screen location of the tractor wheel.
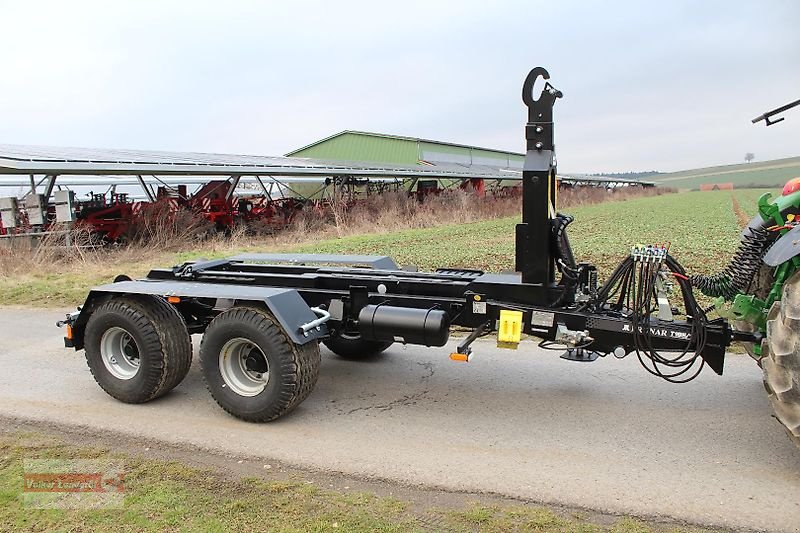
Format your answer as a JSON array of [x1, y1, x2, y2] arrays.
[[84, 295, 192, 403], [762, 270, 800, 449], [323, 330, 392, 360], [199, 307, 320, 422]]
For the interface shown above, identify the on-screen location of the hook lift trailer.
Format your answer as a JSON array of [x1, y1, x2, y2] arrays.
[[58, 68, 800, 447]]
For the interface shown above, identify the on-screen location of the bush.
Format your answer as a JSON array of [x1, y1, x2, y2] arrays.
[[125, 201, 214, 250]]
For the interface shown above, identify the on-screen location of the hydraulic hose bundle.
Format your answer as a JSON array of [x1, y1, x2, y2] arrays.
[[591, 250, 708, 383], [689, 216, 774, 300]]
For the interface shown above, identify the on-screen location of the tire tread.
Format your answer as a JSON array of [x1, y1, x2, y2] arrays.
[[199, 307, 320, 422], [84, 295, 192, 403], [763, 274, 800, 449], [323, 334, 392, 360]]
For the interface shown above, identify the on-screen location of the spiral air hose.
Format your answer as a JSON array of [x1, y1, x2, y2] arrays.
[[690, 215, 775, 300]]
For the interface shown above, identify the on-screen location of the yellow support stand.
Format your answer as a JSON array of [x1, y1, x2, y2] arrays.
[[497, 310, 523, 349]]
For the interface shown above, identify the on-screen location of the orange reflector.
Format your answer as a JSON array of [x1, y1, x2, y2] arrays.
[[449, 352, 470, 362], [782, 177, 800, 196], [167, 296, 181, 304], [65, 324, 73, 340]]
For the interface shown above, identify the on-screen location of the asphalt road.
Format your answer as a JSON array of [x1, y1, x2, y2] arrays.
[[1, 308, 799, 531]]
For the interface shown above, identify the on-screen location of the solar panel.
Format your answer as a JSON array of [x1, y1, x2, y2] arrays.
[[0, 144, 519, 179], [0, 144, 654, 188], [0, 175, 401, 188]]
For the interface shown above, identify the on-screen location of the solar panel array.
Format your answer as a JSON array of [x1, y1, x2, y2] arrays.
[[0, 144, 519, 179], [0, 144, 654, 189]]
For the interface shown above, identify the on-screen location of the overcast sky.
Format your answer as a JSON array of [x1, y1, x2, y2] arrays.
[[0, 1, 797, 173]]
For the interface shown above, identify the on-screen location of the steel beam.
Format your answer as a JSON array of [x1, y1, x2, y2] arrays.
[[42, 175, 57, 200], [136, 175, 156, 202]]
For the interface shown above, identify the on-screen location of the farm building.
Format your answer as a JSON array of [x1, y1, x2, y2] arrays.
[[285, 131, 653, 192], [286, 131, 524, 169], [286, 131, 524, 198]]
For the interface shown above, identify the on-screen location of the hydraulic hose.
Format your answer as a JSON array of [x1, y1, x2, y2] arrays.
[[690, 215, 775, 300], [589, 251, 709, 383]]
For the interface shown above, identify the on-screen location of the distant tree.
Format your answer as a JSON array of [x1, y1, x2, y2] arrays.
[[589, 171, 663, 179], [745, 152, 755, 163]]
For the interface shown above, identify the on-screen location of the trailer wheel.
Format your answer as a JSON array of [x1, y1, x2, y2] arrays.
[[762, 270, 800, 449], [323, 331, 392, 360], [199, 307, 320, 422], [84, 295, 192, 403]]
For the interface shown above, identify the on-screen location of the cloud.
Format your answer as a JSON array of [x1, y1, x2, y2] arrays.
[[0, 0, 797, 172]]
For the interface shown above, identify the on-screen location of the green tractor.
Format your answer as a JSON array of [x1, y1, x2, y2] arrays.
[[694, 181, 800, 447], [696, 97, 800, 447]]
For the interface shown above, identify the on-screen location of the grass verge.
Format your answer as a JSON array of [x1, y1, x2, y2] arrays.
[[0, 428, 715, 532]]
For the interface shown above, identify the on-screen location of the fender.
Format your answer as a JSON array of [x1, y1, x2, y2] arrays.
[[763, 224, 800, 267], [66, 280, 327, 350]]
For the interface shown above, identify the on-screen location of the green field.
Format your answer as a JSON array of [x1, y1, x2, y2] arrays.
[[652, 156, 800, 190], [292, 189, 771, 278], [0, 189, 778, 307]]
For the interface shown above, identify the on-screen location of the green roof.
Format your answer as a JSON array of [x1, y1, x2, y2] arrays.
[[286, 131, 524, 167]]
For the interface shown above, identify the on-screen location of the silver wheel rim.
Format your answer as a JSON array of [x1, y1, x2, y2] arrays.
[[219, 337, 269, 397], [100, 327, 140, 380]]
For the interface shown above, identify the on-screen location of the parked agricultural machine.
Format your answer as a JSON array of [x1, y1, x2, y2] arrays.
[[0, 144, 650, 240], [0, 178, 485, 240], [0, 180, 308, 240], [55, 68, 800, 451]]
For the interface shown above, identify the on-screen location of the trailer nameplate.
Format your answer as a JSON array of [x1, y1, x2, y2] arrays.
[[530, 310, 555, 327], [472, 301, 487, 314]]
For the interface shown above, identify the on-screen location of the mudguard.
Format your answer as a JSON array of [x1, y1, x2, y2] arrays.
[[68, 280, 327, 350], [763, 225, 800, 267]]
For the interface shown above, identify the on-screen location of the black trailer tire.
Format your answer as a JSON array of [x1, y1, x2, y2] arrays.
[[762, 270, 800, 449], [84, 295, 192, 404], [199, 307, 320, 422], [323, 331, 392, 360]]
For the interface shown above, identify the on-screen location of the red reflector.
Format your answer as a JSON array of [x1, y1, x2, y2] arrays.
[[782, 177, 800, 196]]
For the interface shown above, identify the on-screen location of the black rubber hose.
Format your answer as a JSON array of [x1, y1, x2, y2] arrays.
[[548, 213, 578, 308], [690, 215, 775, 300], [551, 213, 577, 271]]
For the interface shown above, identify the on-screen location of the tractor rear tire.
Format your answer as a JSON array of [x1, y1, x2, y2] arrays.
[[199, 307, 320, 422], [762, 270, 800, 449], [84, 295, 192, 403], [323, 331, 392, 360]]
